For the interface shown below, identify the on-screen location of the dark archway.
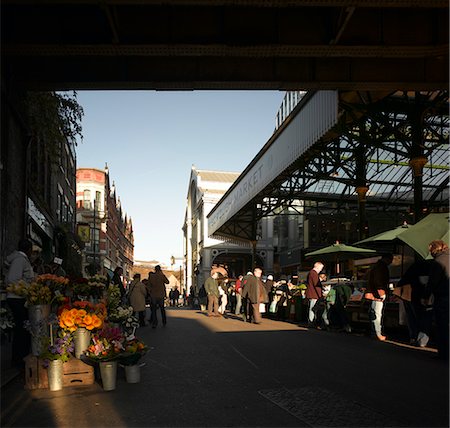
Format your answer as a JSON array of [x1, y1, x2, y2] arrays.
[[212, 252, 264, 279]]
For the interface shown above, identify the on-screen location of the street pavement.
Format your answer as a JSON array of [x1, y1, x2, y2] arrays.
[[1, 308, 448, 428]]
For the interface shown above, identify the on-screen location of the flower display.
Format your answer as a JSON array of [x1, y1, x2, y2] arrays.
[[5, 280, 29, 298], [72, 275, 108, 298], [123, 315, 140, 339], [107, 305, 134, 324], [87, 275, 108, 298], [26, 282, 53, 305], [120, 338, 148, 366], [106, 283, 121, 311], [84, 325, 125, 362], [7, 278, 66, 306], [71, 278, 91, 297], [40, 331, 74, 367], [58, 301, 106, 332], [36, 274, 69, 292]]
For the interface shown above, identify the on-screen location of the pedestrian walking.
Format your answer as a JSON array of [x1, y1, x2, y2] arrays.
[[5, 238, 35, 367], [111, 266, 126, 303], [273, 280, 291, 321], [128, 273, 147, 327], [332, 281, 353, 333], [198, 283, 207, 311], [321, 279, 334, 330], [241, 271, 254, 322], [427, 240, 449, 360], [218, 278, 229, 315], [305, 262, 324, 327], [228, 282, 237, 314], [364, 253, 393, 341], [234, 275, 243, 315], [148, 265, 169, 328], [264, 275, 274, 315], [205, 272, 220, 317], [395, 259, 433, 346], [171, 287, 180, 306], [241, 267, 268, 324]]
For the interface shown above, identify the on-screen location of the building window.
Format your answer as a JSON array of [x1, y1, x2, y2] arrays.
[[95, 191, 101, 211], [83, 190, 91, 209], [57, 193, 62, 222]]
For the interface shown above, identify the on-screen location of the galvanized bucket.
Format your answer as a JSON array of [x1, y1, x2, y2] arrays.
[[124, 364, 140, 383], [99, 361, 118, 391], [73, 327, 91, 359], [47, 359, 64, 391]]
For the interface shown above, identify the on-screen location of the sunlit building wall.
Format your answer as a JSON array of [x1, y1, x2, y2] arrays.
[[76, 166, 134, 279], [183, 166, 274, 293]]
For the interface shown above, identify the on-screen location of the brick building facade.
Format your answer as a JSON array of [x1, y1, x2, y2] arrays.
[[76, 166, 134, 281]]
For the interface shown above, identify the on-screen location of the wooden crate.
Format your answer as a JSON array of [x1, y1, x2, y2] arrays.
[[62, 358, 95, 387], [24, 355, 94, 390], [24, 354, 47, 390]]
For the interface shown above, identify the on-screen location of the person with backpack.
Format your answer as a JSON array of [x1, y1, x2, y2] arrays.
[[128, 273, 147, 327], [148, 265, 169, 328]]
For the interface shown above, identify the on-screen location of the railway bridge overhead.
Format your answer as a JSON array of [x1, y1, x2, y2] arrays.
[[1, 0, 448, 91]]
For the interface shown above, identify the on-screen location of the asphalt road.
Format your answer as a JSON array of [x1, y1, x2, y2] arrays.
[[1, 308, 448, 428]]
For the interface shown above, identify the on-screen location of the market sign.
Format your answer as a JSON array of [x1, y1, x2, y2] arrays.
[[77, 223, 91, 243], [208, 91, 339, 238]]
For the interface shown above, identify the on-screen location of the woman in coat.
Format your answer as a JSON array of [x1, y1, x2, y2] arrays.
[[128, 273, 148, 327]]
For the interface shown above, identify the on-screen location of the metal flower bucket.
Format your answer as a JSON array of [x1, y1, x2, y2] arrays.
[[47, 359, 64, 391], [28, 304, 51, 356], [124, 364, 140, 383], [73, 327, 91, 359], [28, 304, 51, 325], [99, 361, 118, 391]]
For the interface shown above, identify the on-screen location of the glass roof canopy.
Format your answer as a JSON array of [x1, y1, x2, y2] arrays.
[[208, 90, 449, 243]]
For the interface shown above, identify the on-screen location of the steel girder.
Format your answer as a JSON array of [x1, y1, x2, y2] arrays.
[[212, 90, 449, 242]]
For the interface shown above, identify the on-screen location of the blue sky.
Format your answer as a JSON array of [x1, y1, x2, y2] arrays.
[[76, 90, 285, 266]]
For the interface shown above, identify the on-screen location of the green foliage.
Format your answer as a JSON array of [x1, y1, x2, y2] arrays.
[[26, 91, 84, 147]]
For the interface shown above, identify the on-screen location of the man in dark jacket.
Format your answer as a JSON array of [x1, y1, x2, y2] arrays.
[[428, 240, 449, 360], [365, 254, 393, 341], [242, 267, 268, 324], [204, 272, 220, 317], [305, 262, 324, 326], [148, 265, 169, 328]]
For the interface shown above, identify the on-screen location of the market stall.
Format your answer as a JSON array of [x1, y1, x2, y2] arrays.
[[5, 274, 148, 391]]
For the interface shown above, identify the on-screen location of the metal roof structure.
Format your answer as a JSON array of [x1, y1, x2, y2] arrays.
[[196, 170, 241, 185], [2, 0, 448, 90], [208, 90, 449, 243]]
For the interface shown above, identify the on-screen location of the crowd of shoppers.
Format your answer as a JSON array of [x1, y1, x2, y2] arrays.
[[195, 241, 448, 360], [2, 236, 448, 368]]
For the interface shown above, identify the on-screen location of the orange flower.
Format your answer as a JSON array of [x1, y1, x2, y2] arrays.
[[92, 315, 103, 329], [78, 309, 87, 317], [84, 314, 93, 325], [64, 317, 75, 328], [69, 308, 78, 317]]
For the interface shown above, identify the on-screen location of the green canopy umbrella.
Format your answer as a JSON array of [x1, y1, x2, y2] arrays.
[[355, 223, 410, 245], [397, 213, 450, 259], [305, 242, 377, 274]]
